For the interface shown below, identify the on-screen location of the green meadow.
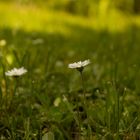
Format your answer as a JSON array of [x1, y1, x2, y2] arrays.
[[0, 1, 140, 139]]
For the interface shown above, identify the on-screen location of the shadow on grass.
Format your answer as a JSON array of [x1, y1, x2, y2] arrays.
[[0, 23, 139, 68]]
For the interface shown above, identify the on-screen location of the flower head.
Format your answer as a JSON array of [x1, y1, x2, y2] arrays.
[[68, 59, 90, 72], [5, 67, 27, 77]]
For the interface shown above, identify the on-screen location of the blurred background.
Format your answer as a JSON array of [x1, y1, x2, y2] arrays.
[[1, 0, 140, 15], [0, 0, 139, 15]]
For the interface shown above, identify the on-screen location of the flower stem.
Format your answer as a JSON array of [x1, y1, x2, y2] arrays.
[[79, 71, 92, 139], [14, 77, 19, 95], [80, 71, 86, 105], [9, 77, 19, 111]]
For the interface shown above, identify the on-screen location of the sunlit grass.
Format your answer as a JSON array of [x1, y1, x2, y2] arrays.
[[0, 1, 139, 34]]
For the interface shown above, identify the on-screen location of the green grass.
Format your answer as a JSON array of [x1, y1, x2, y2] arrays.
[[0, 1, 140, 140]]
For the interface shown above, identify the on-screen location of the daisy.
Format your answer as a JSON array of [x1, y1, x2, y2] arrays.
[[68, 59, 90, 72], [5, 67, 27, 77]]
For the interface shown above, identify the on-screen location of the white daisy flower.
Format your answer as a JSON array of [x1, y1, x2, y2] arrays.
[[68, 59, 90, 68], [68, 59, 90, 72], [5, 67, 27, 77]]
